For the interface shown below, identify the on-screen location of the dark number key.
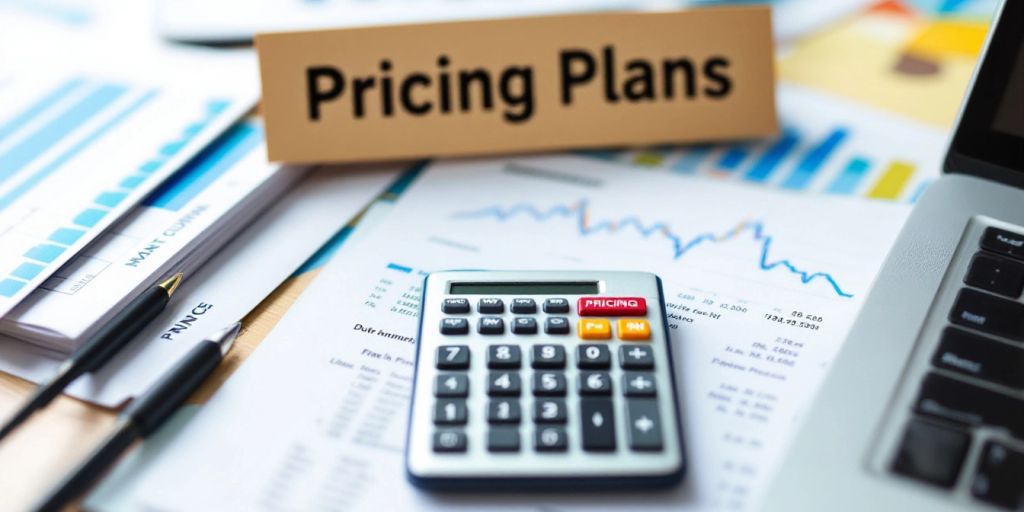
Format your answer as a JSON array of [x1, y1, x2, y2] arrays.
[[436, 345, 469, 370], [531, 345, 566, 369], [577, 344, 611, 369], [914, 372, 1024, 438], [433, 430, 467, 453], [441, 298, 470, 314], [579, 371, 612, 395], [487, 345, 521, 369], [511, 298, 537, 314], [487, 399, 521, 424], [535, 427, 568, 452], [965, 253, 1024, 298], [440, 318, 469, 335], [532, 372, 567, 396], [580, 398, 616, 451], [487, 372, 522, 396], [433, 400, 468, 425], [511, 317, 538, 335], [434, 374, 469, 397], [543, 298, 570, 314], [949, 288, 1024, 341], [891, 419, 970, 488], [932, 328, 1024, 390], [626, 399, 663, 451], [981, 227, 1024, 261], [488, 427, 520, 452], [619, 345, 655, 370], [971, 441, 1024, 509], [533, 399, 567, 424], [544, 317, 570, 335]]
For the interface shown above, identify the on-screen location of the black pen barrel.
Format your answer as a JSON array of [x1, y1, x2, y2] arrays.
[[124, 340, 222, 436], [72, 285, 170, 374], [33, 421, 140, 512]]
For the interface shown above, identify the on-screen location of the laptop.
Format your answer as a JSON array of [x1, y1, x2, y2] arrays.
[[762, 2, 1024, 511]]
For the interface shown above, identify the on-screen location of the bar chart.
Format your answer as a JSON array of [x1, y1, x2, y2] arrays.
[[589, 84, 947, 203]]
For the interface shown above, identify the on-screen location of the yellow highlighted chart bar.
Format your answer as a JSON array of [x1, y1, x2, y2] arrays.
[[867, 161, 915, 200]]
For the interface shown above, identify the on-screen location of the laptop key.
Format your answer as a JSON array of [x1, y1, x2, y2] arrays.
[[949, 288, 1024, 341], [981, 227, 1024, 261], [932, 328, 1024, 391], [914, 373, 1024, 439], [891, 419, 971, 488], [965, 253, 1024, 298], [971, 441, 1024, 509]]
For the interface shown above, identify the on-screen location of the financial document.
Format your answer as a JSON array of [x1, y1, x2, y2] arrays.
[[0, 69, 254, 317], [0, 120, 303, 353], [91, 155, 910, 510], [0, 166, 401, 407]]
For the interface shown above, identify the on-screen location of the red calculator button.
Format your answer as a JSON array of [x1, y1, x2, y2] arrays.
[[577, 297, 647, 316]]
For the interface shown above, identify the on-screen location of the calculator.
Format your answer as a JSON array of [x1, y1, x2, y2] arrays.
[[405, 270, 685, 490]]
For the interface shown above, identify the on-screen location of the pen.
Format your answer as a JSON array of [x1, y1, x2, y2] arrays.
[[0, 272, 184, 442], [33, 322, 241, 512]]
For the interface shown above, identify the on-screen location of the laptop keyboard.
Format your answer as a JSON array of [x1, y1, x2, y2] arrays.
[[889, 226, 1024, 510]]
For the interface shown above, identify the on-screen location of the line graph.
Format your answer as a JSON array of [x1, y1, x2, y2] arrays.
[[453, 199, 854, 298]]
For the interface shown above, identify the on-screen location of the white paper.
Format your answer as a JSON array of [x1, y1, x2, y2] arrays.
[[90, 154, 911, 511], [0, 166, 400, 407]]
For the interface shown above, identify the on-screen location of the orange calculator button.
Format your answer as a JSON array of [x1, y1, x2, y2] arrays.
[[578, 319, 612, 339], [617, 319, 651, 340]]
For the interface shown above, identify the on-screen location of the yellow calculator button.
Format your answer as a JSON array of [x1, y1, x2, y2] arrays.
[[617, 319, 651, 340], [578, 319, 611, 339]]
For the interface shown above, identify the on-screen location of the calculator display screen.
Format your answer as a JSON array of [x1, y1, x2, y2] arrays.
[[448, 282, 599, 295]]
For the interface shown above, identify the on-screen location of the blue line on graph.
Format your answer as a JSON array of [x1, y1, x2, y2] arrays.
[[0, 89, 158, 212], [144, 122, 262, 211], [780, 128, 848, 191], [387, 263, 414, 274], [453, 199, 854, 298], [827, 156, 871, 195], [745, 129, 799, 183], [0, 83, 127, 185], [0, 77, 86, 142]]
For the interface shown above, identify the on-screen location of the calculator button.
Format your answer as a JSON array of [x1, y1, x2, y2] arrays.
[[617, 319, 651, 340], [580, 398, 616, 451], [531, 344, 566, 369], [487, 399, 521, 424], [434, 374, 469, 397], [620, 345, 655, 370], [971, 441, 1024, 508], [623, 373, 657, 397], [433, 430, 467, 453], [578, 319, 611, 340], [532, 372, 567, 396], [577, 344, 611, 369], [891, 419, 970, 488], [487, 372, 522, 396], [478, 317, 505, 335], [440, 318, 469, 335], [436, 345, 470, 370], [543, 298, 570, 314], [511, 317, 538, 335], [478, 298, 504, 314], [441, 298, 470, 314], [579, 371, 612, 395], [578, 297, 647, 316], [488, 427, 520, 452], [544, 317, 570, 335], [433, 400, 468, 425], [535, 427, 568, 452], [511, 298, 537, 314], [981, 227, 1024, 261], [533, 399, 567, 423], [626, 399, 663, 451], [487, 345, 521, 369]]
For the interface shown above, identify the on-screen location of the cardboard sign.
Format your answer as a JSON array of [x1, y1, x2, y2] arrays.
[[255, 7, 777, 163]]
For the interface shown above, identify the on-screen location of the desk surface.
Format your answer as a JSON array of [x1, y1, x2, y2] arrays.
[[0, 270, 320, 511]]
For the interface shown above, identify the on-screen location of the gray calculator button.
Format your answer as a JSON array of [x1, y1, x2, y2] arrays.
[[619, 345, 654, 370], [512, 317, 538, 334], [434, 374, 469, 397], [533, 399, 567, 423], [532, 372, 567, 396], [578, 371, 612, 395], [544, 298, 570, 314], [487, 399, 521, 424], [487, 372, 522, 396], [577, 344, 611, 369], [535, 427, 568, 452], [478, 298, 504, 314], [544, 317, 570, 335], [623, 373, 657, 397], [433, 430, 467, 453], [531, 344, 566, 368], [441, 298, 470, 314], [478, 317, 504, 335], [511, 298, 537, 314], [580, 398, 616, 451], [440, 317, 469, 335], [434, 400, 468, 425], [436, 345, 470, 370], [487, 345, 521, 369], [488, 427, 520, 452], [626, 399, 663, 451]]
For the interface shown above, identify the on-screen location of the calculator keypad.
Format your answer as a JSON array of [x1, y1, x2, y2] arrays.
[[410, 271, 683, 489]]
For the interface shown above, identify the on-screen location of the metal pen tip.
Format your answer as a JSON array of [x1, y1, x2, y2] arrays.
[[207, 322, 242, 357], [158, 272, 184, 297]]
